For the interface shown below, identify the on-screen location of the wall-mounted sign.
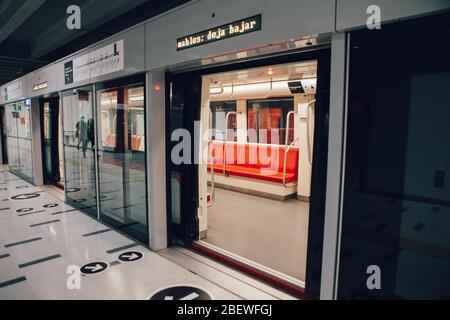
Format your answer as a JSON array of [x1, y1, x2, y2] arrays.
[[5, 81, 23, 102], [177, 14, 262, 51], [1, 88, 6, 102], [288, 81, 305, 94], [64, 61, 74, 85], [33, 82, 48, 92], [64, 40, 124, 85]]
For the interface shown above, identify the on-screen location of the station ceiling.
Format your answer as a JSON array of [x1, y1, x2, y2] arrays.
[[0, 0, 190, 86]]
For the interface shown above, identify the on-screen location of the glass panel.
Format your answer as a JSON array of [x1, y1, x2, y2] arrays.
[[171, 172, 181, 225], [62, 87, 97, 217], [96, 80, 148, 243], [18, 137, 33, 180], [339, 12, 450, 300], [6, 136, 19, 172], [17, 101, 33, 180], [4, 103, 19, 172], [1, 106, 9, 165], [169, 80, 185, 226], [4, 100, 33, 181], [16, 101, 32, 139], [43, 102, 52, 175], [247, 98, 294, 145], [210, 101, 236, 141]]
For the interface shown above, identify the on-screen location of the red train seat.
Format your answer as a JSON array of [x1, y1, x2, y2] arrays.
[[131, 135, 143, 151], [104, 134, 116, 148], [207, 141, 299, 184]]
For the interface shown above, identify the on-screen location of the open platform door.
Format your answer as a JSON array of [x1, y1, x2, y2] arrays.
[[166, 72, 203, 243], [166, 48, 331, 299], [40, 96, 61, 186]]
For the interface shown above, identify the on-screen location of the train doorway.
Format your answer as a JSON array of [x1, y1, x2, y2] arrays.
[[167, 49, 330, 297], [40, 95, 63, 188]]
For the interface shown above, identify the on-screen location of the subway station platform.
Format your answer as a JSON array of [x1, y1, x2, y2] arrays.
[[0, 167, 295, 300]]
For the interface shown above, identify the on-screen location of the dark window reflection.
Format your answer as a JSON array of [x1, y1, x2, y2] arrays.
[[339, 12, 450, 299]]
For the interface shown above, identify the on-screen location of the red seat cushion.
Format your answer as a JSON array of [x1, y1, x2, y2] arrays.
[[131, 135, 143, 151], [208, 142, 299, 184]]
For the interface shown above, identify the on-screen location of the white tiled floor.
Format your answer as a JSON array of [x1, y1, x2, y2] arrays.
[[0, 169, 295, 300]]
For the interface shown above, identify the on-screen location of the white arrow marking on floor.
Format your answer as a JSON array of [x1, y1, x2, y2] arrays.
[[85, 264, 104, 272], [122, 253, 139, 260], [180, 292, 200, 300], [164, 296, 174, 300]]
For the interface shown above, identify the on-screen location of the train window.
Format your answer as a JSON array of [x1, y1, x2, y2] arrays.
[[210, 101, 237, 141], [247, 98, 294, 145], [135, 114, 145, 136]]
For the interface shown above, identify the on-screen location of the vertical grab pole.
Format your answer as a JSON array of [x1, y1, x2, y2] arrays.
[[223, 111, 237, 176], [306, 99, 316, 165], [208, 108, 215, 208], [283, 111, 295, 187]]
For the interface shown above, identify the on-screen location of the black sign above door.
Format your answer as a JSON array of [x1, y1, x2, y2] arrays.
[[64, 61, 74, 85], [177, 15, 262, 51]]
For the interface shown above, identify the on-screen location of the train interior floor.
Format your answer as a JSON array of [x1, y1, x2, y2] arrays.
[[205, 187, 309, 281], [0, 167, 296, 300]]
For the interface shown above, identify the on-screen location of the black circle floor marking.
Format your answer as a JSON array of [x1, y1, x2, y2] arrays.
[[43, 203, 59, 208], [147, 286, 213, 300], [0, 187, 7, 191], [80, 262, 109, 275], [72, 199, 87, 204], [10, 193, 41, 200], [118, 251, 143, 262], [16, 208, 34, 213], [16, 186, 31, 189]]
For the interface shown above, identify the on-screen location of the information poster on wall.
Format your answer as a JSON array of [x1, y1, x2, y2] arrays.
[[4, 81, 23, 102], [64, 40, 124, 85]]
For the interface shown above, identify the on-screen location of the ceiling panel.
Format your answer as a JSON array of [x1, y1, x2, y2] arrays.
[[0, 0, 190, 86]]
